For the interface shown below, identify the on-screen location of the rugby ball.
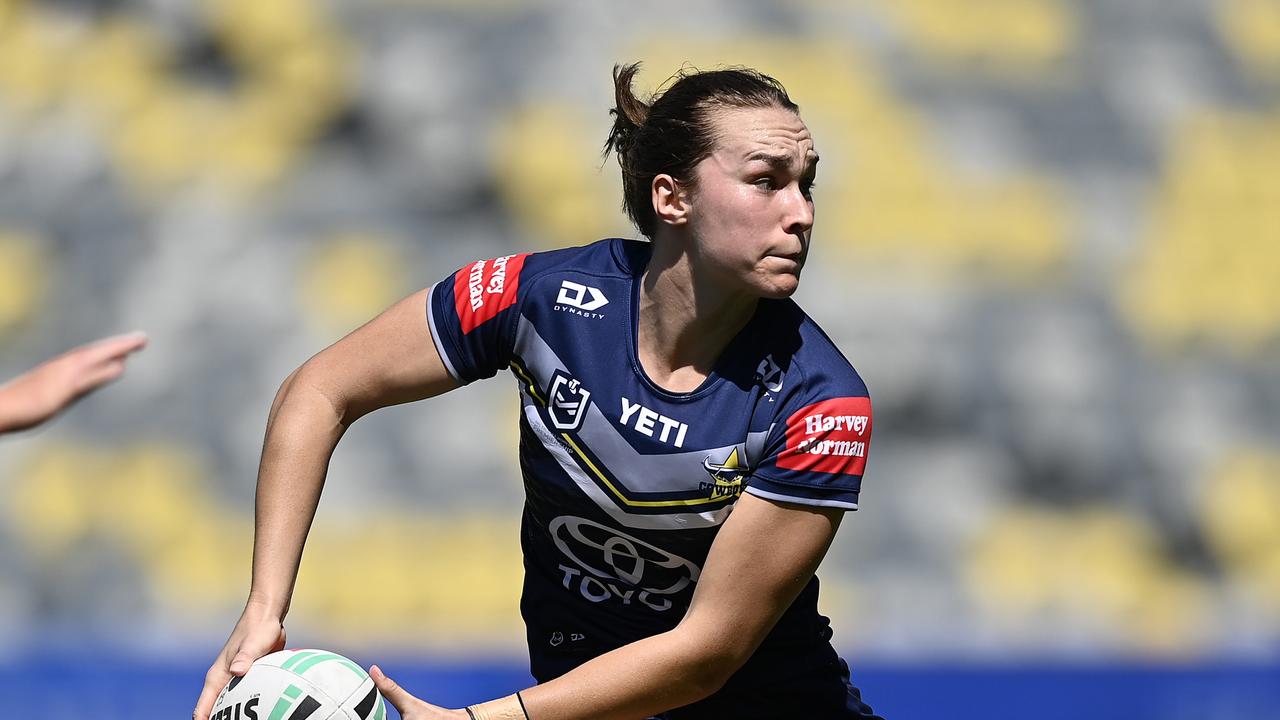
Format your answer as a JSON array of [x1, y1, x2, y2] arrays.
[[208, 648, 386, 720]]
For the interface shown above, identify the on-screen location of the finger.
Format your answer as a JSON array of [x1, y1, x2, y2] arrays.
[[71, 360, 127, 396], [229, 649, 257, 676], [63, 333, 147, 396], [370, 665, 414, 712], [194, 667, 230, 720], [227, 623, 286, 676], [77, 331, 149, 364]]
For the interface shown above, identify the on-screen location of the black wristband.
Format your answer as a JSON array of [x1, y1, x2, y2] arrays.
[[464, 707, 478, 720], [516, 691, 530, 719]]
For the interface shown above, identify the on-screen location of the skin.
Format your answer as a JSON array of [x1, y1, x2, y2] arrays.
[[194, 105, 839, 720], [639, 104, 818, 393], [0, 331, 147, 434]]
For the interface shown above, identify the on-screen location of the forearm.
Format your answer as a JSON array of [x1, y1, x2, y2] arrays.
[[503, 627, 733, 720], [246, 369, 349, 617], [471, 497, 841, 720], [0, 375, 42, 432]]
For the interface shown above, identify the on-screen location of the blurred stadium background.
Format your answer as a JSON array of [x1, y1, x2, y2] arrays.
[[0, 0, 1277, 717]]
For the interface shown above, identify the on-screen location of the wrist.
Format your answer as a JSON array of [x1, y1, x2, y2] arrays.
[[0, 374, 48, 431], [467, 693, 529, 720], [244, 591, 289, 620]]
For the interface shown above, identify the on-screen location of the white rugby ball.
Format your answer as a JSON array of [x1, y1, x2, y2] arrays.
[[209, 648, 386, 720]]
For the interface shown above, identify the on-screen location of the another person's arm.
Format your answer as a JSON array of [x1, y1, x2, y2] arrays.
[[375, 492, 844, 720], [0, 331, 147, 434], [193, 288, 458, 720]]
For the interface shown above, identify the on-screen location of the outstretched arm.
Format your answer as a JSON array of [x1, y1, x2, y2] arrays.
[[376, 492, 844, 720], [194, 288, 458, 720], [0, 331, 147, 434]]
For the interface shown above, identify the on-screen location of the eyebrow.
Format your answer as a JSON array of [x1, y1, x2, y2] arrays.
[[745, 151, 820, 172]]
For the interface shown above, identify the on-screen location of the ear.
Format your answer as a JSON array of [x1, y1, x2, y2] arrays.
[[652, 173, 690, 227]]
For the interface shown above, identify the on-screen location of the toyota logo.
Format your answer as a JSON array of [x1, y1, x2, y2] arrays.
[[549, 516, 701, 595]]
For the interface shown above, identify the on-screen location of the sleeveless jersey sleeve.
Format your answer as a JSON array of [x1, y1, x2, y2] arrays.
[[746, 360, 872, 510], [426, 253, 530, 384]]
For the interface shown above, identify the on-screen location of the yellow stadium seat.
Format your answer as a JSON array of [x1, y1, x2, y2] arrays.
[[0, 4, 72, 114], [1219, 0, 1280, 79], [1201, 450, 1280, 614], [863, 0, 1076, 72], [967, 506, 1212, 654], [6, 443, 109, 557], [294, 512, 524, 649], [491, 102, 630, 248], [298, 233, 411, 337], [0, 229, 49, 336], [0, 0, 350, 195], [623, 37, 1067, 285], [63, 18, 167, 124], [1125, 111, 1280, 353]]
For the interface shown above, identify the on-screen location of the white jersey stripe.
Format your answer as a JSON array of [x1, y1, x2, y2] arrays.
[[523, 403, 732, 530]]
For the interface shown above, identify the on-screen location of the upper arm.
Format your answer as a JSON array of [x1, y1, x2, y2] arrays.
[[294, 288, 460, 424], [676, 493, 844, 673]]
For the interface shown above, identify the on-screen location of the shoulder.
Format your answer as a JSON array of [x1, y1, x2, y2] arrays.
[[504, 238, 641, 321], [515, 237, 638, 293], [753, 298, 869, 404], [442, 238, 636, 326]]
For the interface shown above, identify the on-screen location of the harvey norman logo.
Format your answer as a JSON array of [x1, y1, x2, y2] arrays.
[[555, 280, 608, 318], [453, 253, 528, 334], [777, 397, 873, 476]]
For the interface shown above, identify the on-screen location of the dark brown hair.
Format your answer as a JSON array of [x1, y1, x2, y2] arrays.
[[603, 62, 800, 238]]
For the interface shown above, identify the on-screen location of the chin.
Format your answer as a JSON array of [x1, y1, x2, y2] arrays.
[[755, 274, 801, 299]]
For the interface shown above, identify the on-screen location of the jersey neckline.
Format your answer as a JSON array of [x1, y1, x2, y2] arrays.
[[612, 238, 761, 403]]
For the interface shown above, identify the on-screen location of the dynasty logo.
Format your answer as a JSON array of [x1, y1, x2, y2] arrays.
[[555, 279, 609, 318]]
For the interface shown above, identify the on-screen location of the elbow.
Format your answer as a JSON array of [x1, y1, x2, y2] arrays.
[[683, 663, 734, 701], [270, 363, 351, 429], [675, 634, 755, 701]]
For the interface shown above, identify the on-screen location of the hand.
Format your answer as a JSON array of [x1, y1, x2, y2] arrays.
[[0, 331, 147, 433], [193, 601, 287, 720], [371, 665, 469, 719]]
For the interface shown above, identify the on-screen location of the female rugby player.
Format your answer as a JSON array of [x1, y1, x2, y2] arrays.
[[196, 63, 880, 720]]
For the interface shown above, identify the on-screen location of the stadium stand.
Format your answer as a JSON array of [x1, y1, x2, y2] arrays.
[[0, 0, 1276, 717]]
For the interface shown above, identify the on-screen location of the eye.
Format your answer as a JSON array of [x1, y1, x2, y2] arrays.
[[801, 179, 817, 198], [752, 176, 779, 191]]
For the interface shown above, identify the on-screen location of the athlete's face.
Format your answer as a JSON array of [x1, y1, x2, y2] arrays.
[[686, 105, 817, 299]]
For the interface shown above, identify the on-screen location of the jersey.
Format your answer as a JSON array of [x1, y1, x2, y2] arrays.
[[426, 239, 881, 719]]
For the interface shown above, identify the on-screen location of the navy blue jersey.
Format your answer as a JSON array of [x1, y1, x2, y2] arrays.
[[427, 239, 881, 719]]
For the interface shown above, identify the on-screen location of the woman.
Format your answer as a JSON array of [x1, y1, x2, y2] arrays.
[[195, 63, 880, 720]]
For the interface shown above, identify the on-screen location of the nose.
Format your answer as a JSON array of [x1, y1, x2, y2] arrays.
[[783, 184, 814, 238]]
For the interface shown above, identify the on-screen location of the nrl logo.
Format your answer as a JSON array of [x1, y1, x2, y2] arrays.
[[700, 447, 748, 500], [547, 369, 591, 431], [755, 354, 784, 395]]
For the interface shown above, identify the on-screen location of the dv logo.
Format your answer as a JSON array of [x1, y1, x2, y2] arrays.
[[556, 280, 609, 312], [547, 369, 592, 431]]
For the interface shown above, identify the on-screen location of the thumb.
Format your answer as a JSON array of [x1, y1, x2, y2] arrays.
[[370, 665, 414, 712], [228, 651, 256, 676]]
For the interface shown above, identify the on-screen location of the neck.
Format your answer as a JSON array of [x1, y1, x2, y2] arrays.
[[636, 237, 758, 393]]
